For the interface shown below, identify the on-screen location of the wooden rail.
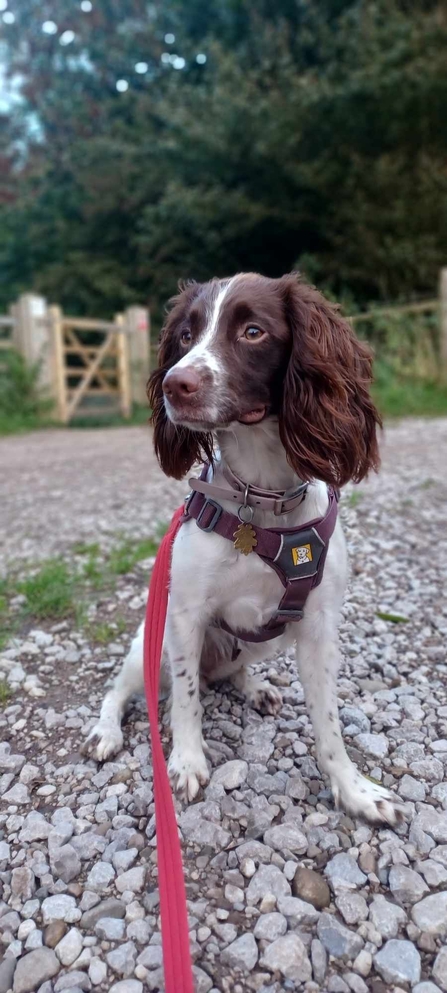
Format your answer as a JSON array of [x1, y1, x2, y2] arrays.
[[350, 300, 438, 323]]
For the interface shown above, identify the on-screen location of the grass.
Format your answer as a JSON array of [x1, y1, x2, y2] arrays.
[[18, 560, 76, 620], [372, 362, 447, 419], [85, 617, 128, 644], [348, 490, 363, 508], [0, 681, 12, 707], [0, 527, 165, 650], [109, 537, 159, 575]]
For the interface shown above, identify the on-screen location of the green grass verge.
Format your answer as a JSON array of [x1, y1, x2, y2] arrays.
[[18, 560, 76, 620], [0, 681, 12, 707], [372, 366, 447, 419], [1, 528, 167, 646], [0, 405, 150, 436]]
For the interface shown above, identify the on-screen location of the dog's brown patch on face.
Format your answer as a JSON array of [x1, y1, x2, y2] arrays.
[[148, 272, 381, 487]]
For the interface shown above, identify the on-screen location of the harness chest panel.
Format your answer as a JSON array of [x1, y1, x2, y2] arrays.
[[183, 465, 339, 643], [273, 526, 326, 581]]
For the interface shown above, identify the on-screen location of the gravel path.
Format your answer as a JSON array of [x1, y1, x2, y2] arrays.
[[1, 418, 447, 993]]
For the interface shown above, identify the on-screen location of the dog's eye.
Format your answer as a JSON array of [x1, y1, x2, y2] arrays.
[[243, 326, 265, 342], [180, 330, 192, 345]]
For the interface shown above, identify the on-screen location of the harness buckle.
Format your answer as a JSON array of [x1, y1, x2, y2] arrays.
[[274, 607, 305, 622], [196, 498, 223, 533]]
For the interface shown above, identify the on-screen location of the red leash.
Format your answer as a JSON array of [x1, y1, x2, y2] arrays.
[[143, 505, 194, 993]]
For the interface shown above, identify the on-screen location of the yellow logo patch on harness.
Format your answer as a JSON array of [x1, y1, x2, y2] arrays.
[[291, 543, 313, 566]]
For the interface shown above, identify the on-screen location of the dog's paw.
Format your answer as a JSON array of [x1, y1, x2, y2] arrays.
[[332, 772, 407, 826], [247, 679, 283, 716], [168, 746, 210, 802], [82, 722, 124, 762]]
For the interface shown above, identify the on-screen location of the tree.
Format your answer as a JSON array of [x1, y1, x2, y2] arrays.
[[1, 0, 446, 318]]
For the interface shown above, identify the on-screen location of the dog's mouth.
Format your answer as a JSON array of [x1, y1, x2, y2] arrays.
[[237, 406, 267, 425]]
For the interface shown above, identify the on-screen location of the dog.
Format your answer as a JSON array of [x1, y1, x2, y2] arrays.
[[86, 272, 404, 825]]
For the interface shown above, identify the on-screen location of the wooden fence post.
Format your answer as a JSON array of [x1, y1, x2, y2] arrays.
[[13, 294, 53, 392], [440, 268, 447, 382], [115, 314, 132, 419], [49, 305, 68, 424], [124, 306, 150, 406]]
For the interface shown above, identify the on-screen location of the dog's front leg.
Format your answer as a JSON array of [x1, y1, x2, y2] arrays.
[[295, 611, 405, 826], [165, 601, 210, 802]]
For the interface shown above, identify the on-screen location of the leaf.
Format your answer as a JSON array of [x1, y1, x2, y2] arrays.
[[376, 611, 410, 624], [233, 523, 258, 555]]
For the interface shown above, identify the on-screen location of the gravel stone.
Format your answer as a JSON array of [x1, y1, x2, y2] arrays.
[[389, 865, 429, 904], [86, 862, 115, 893], [292, 866, 331, 908], [106, 942, 137, 977], [259, 933, 312, 982], [41, 895, 78, 925], [44, 921, 67, 948], [277, 895, 320, 925], [51, 845, 82, 884], [89, 958, 107, 985], [95, 917, 126, 940], [109, 984, 142, 993], [80, 898, 125, 930], [12, 949, 59, 993], [54, 971, 92, 992], [411, 893, 447, 935], [398, 774, 426, 801], [221, 933, 258, 971], [432, 948, 447, 992], [253, 912, 287, 941], [115, 867, 146, 894], [368, 895, 407, 938], [325, 854, 367, 894], [354, 733, 389, 759], [413, 984, 443, 993], [336, 892, 368, 925], [317, 912, 364, 961], [55, 927, 83, 966], [0, 958, 17, 993], [374, 939, 421, 986], [210, 760, 248, 790], [246, 864, 291, 905], [263, 822, 307, 854], [311, 938, 328, 984]]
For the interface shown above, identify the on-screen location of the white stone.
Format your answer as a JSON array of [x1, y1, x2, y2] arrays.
[[55, 927, 83, 967]]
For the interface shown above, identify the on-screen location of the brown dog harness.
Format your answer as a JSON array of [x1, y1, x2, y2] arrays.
[[183, 464, 339, 643]]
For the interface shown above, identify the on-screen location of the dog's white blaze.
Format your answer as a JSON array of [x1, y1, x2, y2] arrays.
[[175, 277, 236, 374]]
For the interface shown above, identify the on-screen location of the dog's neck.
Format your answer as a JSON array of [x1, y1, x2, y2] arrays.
[[215, 418, 300, 492]]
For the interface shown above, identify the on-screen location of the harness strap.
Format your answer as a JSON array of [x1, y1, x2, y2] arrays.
[[184, 483, 339, 643]]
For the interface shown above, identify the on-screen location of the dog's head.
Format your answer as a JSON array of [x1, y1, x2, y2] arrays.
[[148, 272, 381, 485]]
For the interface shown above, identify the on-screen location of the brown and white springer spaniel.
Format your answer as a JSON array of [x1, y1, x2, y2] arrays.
[[86, 272, 404, 825]]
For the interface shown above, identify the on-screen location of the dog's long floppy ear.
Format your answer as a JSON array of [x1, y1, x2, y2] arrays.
[[147, 282, 214, 479], [279, 273, 381, 487]]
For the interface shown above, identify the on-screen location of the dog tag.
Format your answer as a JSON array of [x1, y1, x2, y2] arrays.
[[233, 522, 258, 555]]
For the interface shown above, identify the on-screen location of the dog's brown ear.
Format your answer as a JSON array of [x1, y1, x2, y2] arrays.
[[147, 284, 214, 479], [279, 273, 381, 487]]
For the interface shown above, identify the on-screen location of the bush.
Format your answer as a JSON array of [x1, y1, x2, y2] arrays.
[[0, 349, 53, 433]]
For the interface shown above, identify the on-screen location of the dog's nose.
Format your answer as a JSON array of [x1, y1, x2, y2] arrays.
[[163, 367, 201, 403]]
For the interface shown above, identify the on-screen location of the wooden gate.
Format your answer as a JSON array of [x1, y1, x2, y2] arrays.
[[49, 308, 131, 423]]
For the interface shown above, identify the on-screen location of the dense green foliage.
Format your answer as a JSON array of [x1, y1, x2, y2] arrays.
[[0, 349, 53, 433], [1, 0, 446, 323]]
